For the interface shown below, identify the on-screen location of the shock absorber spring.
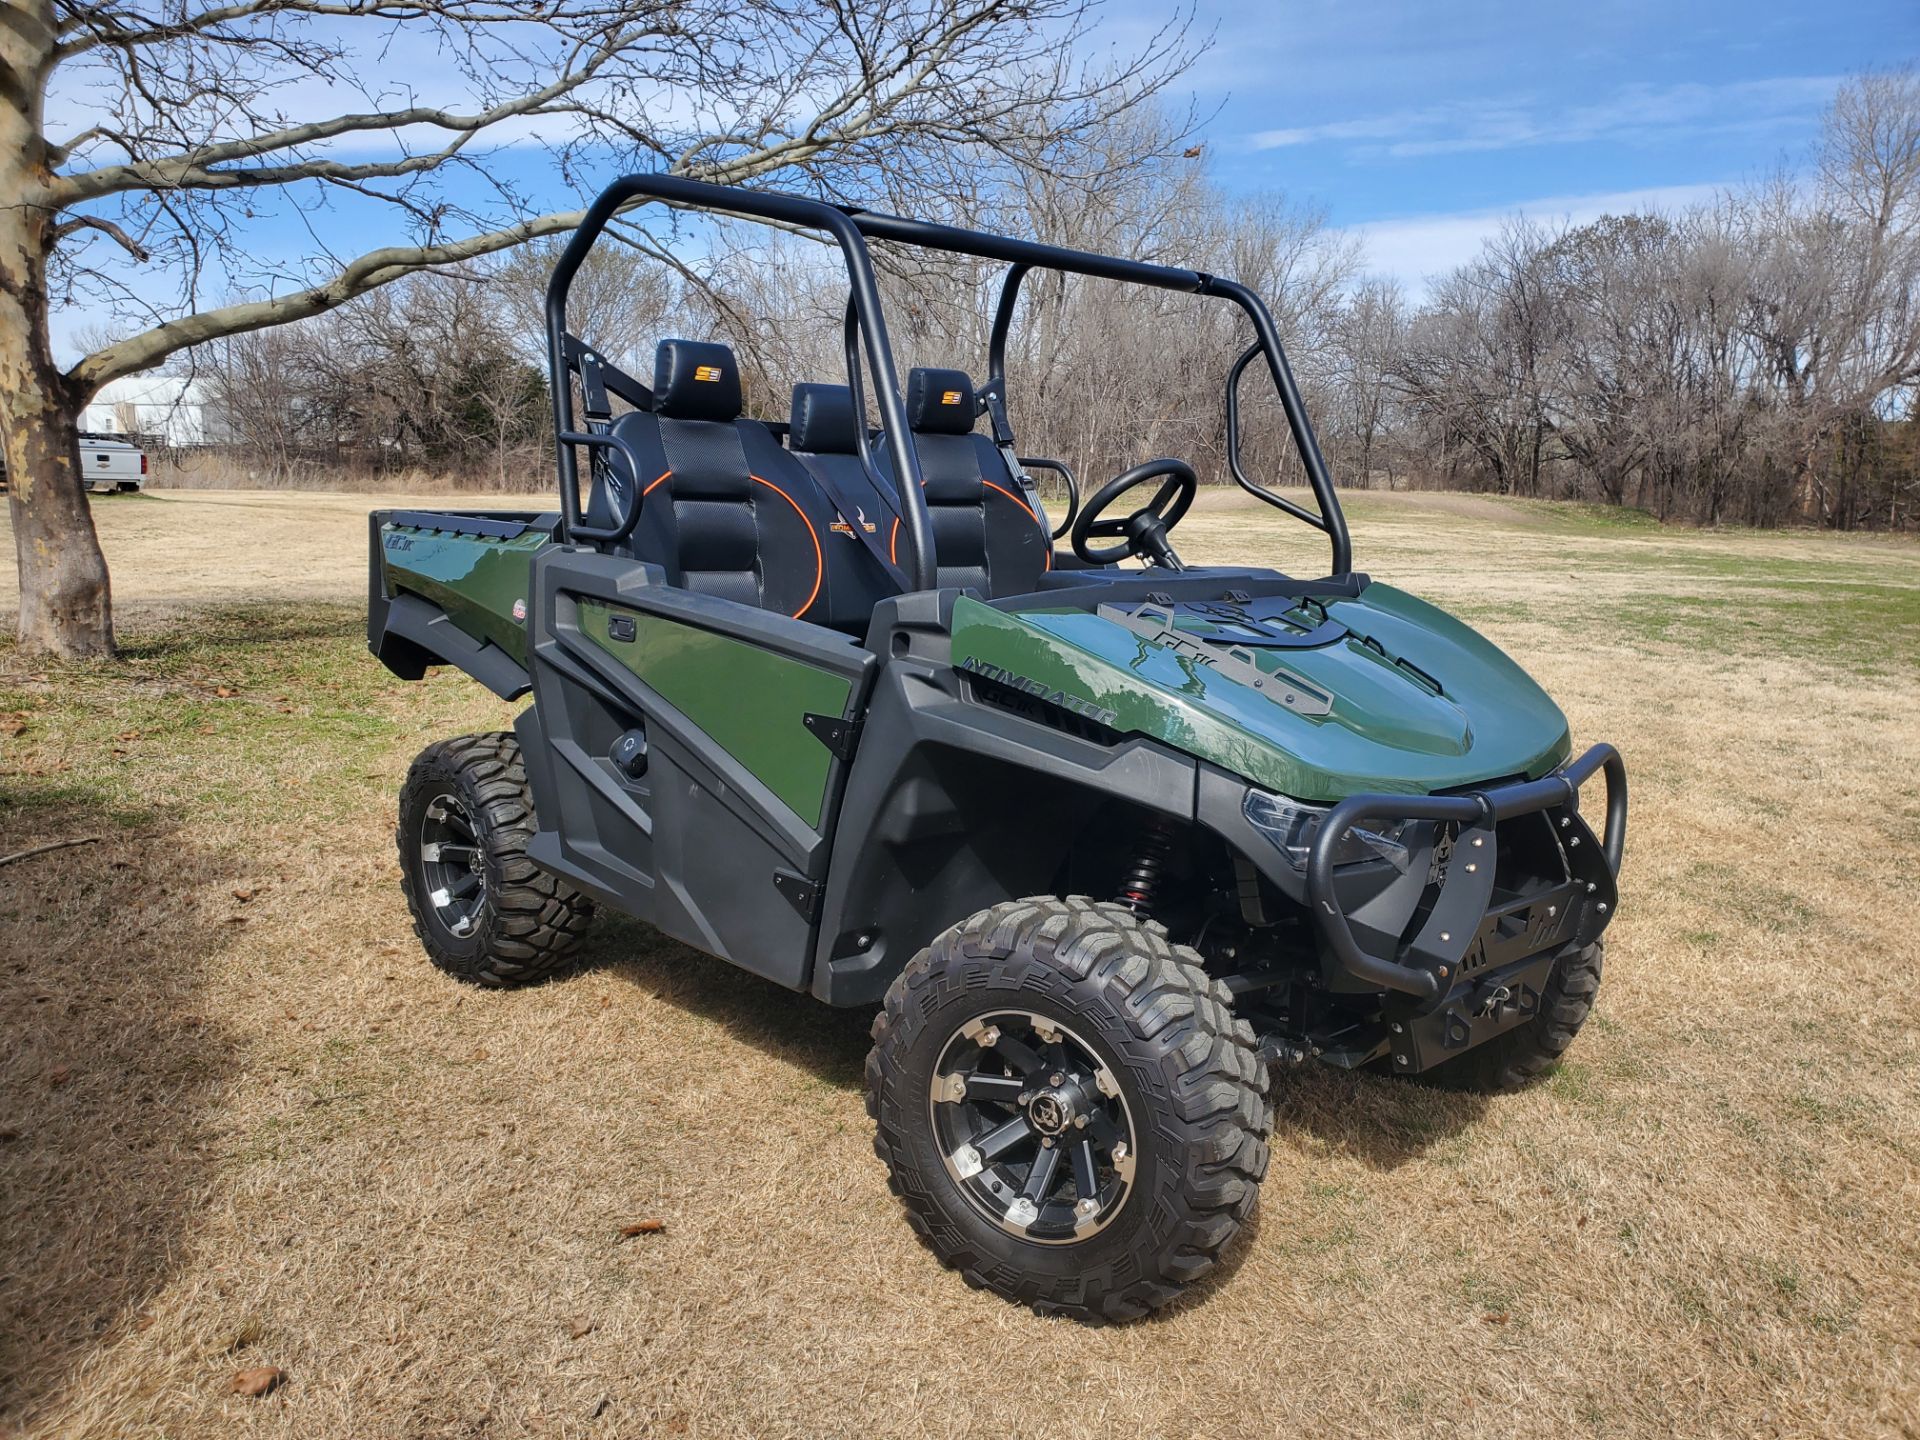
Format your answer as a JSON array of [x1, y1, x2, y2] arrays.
[[1117, 819, 1175, 915]]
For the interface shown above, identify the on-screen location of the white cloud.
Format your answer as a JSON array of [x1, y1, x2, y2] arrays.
[[1248, 74, 1840, 157], [1348, 182, 1730, 294]]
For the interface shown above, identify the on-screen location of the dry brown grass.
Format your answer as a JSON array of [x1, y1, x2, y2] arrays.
[[3, 489, 1918, 1439]]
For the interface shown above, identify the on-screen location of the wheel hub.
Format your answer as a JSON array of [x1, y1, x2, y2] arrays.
[[418, 792, 486, 938], [928, 1010, 1136, 1245], [1027, 1089, 1074, 1135]]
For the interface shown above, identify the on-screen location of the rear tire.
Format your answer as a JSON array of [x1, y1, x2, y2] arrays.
[[866, 897, 1270, 1322], [1425, 940, 1605, 1092], [397, 733, 593, 987]]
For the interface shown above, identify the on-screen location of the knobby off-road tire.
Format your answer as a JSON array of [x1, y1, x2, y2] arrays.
[[397, 733, 593, 987], [1428, 940, 1605, 1092], [866, 897, 1271, 1322]]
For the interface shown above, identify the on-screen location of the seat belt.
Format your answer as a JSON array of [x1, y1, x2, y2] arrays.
[[979, 382, 1051, 539], [790, 450, 912, 591]]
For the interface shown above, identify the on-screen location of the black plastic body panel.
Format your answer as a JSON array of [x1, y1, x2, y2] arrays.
[[811, 593, 1200, 1006]]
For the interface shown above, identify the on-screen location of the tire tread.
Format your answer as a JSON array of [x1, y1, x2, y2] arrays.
[[397, 732, 593, 987], [865, 896, 1271, 1323]]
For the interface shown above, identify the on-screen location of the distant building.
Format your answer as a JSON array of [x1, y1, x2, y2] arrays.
[[80, 376, 231, 446]]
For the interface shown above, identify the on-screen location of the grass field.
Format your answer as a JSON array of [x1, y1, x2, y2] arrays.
[[3, 488, 1918, 1439]]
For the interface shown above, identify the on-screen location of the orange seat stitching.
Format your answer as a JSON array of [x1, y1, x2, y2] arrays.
[[751, 475, 824, 618]]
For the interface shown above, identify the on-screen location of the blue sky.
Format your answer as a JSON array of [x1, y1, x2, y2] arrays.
[[1162, 0, 1919, 286], [48, 0, 1920, 360]]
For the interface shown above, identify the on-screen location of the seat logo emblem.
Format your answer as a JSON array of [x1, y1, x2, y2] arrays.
[[941, 390, 962, 404], [831, 507, 877, 537], [694, 365, 723, 382]]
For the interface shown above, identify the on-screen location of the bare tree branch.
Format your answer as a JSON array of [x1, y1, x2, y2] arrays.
[[50, 213, 152, 261]]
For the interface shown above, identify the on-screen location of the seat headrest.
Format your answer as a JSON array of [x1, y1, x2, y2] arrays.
[[905, 368, 976, 435], [654, 339, 742, 422], [789, 384, 860, 454]]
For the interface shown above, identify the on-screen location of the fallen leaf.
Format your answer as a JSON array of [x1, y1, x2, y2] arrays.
[[618, 1219, 665, 1238], [472, 1048, 489, 1061], [570, 1317, 596, 1339], [114, 730, 141, 742], [49, 1066, 72, 1087], [229, 1366, 283, 1397], [215, 687, 236, 698], [132, 1313, 156, 1331], [1482, 1311, 1510, 1326], [232, 888, 256, 902], [225, 915, 249, 926], [1577, 1215, 1589, 1228]]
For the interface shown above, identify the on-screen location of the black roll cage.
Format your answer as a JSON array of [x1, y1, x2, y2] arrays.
[[544, 173, 1353, 590]]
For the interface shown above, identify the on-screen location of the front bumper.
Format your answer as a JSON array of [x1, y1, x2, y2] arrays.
[[1304, 744, 1626, 1034]]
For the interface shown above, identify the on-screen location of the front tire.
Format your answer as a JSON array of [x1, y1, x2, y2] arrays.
[[866, 897, 1271, 1322], [397, 733, 593, 987]]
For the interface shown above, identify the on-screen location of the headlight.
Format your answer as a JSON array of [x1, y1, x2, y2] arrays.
[[1242, 789, 1413, 873]]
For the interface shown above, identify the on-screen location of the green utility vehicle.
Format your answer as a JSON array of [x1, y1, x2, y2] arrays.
[[369, 175, 1626, 1321]]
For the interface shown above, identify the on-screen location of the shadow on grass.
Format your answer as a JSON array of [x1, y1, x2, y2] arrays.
[[113, 602, 361, 663], [581, 916, 1499, 1172], [582, 915, 874, 1091], [1267, 1062, 1491, 1171], [0, 797, 248, 1430]]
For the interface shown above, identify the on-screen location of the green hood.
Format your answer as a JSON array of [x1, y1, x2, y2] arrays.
[[949, 585, 1571, 802]]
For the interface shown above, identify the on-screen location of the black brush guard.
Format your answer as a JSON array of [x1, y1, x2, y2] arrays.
[[1304, 743, 1626, 1070]]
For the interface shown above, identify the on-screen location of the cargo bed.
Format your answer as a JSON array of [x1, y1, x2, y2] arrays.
[[367, 509, 561, 699]]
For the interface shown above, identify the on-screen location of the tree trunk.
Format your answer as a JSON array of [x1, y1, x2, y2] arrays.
[[1, 3, 115, 658]]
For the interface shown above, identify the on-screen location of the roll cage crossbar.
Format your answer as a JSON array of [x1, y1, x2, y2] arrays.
[[545, 173, 1353, 589]]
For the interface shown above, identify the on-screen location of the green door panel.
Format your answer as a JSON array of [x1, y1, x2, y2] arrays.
[[576, 599, 853, 826], [950, 589, 1570, 802]]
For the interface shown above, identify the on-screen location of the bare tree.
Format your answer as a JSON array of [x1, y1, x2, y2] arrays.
[[3, 0, 1197, 656], [488, 236, 673, 375], [1326, 279, 1408, 489], [1742, 68, 1920, 526]]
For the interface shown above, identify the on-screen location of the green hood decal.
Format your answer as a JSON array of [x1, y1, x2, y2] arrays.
[[950, 586, 1571, 802]]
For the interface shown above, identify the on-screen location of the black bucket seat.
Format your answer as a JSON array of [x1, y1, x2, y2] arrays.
[[588, 340, 832, 620], [875, 367, 1050, 598]]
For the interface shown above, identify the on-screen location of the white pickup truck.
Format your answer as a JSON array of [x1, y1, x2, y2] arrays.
[[0, 433, 148, 493]]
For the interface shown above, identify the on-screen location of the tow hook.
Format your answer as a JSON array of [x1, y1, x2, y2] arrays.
[[1474, 983, 1513, 1019], [1471, 978, 1537, 1023]]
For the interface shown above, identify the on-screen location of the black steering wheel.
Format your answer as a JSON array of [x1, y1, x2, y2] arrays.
[[1070, 458, 1198, 568]]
